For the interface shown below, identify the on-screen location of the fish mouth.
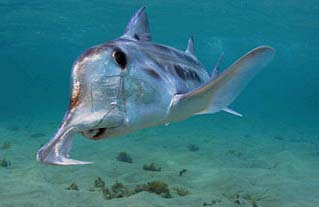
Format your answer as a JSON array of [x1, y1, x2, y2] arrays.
[[82, 127, 109, 140]]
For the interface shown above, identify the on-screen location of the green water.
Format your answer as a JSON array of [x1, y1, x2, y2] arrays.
[[0, 1, 318, 207]]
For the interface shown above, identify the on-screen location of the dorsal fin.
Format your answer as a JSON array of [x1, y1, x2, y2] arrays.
[[211, 52, 224, 79], [122, 7, 151, 41], [185, 36, 196, 57]]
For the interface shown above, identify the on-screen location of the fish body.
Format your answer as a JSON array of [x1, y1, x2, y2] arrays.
[[37, 7, 275, 165]]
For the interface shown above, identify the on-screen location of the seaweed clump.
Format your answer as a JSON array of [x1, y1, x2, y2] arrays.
[[66, 182, 79, 191], [187, 144, 199, 151], [101, 188, 112, 200], [223, 190, 272, 207], [179, 169, 187, 176], [0, 142, 11, 150], [88, 179, 191, 200], [0, 159, 11, 168], [135, 181, 171, 198], [242, 191, 272, 207], [89, 179, 132, 200], [88, 177, 105, 192], [116, 152, 133, 163], [94, 177, 105, 188], [111, 182, 130, 198], [143, 163, 161, 171], [202, 199, 222, 206], [274, 136, 284, 141], [226, 149, 243, 158], [100, 181, 131, 200], [172, 187, 190, 196]]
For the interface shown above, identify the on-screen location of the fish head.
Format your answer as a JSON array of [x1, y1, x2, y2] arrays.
[[68, 44, 130, 138], [36, 43, 133, 165]]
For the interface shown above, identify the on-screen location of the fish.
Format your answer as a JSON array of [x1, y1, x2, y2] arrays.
[[36, 7, 275, 165]]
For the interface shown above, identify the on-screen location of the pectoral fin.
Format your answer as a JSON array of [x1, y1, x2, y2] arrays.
[[169, 46, 275, 121]]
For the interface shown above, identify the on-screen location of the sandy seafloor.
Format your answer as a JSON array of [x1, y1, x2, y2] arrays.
[[1, 111, 318, 207]]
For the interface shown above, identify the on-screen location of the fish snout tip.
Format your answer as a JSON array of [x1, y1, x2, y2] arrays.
[[36, 146, 93, 166], [36, 145, 50, 164]]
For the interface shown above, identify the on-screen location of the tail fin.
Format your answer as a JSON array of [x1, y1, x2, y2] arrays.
[[170, 46, 275, 120]]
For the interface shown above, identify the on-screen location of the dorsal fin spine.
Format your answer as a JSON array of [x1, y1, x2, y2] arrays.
[[122, 7, 151, 41], [185, 36, 196, 57], [211, 52, 224, 78]]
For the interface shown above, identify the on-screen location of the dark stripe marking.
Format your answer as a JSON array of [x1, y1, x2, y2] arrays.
[[174, 64, 201, 82], [145, 69, 161, 79], [174, 65, 187, 80]]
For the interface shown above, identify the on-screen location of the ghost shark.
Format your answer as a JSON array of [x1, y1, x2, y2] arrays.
[[37, 7, 275, 165]]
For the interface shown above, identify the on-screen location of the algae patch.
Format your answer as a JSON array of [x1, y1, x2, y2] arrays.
[[66, 182, 79, 191], [179, 169, 187, 176], [0, 142, 11, 150], [187, 144, 199, 152], [0, 159, 11, 168], [116, 152, 133, 163], [143, 163, 161, 171], [94, 177, 105, 188], [172, 187, 190, 196]]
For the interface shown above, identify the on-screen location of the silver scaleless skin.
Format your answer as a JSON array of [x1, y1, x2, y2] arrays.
[[36, 7, 275, 165]]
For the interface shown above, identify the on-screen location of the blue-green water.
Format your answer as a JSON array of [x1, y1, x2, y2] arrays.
[[1, 1, 319, 207]]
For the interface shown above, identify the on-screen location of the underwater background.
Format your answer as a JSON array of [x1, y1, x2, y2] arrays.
[[1, 1, 318, 206]]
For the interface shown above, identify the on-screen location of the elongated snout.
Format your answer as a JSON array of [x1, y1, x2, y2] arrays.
[[37, 105, 125, 165], [36, 128, 93, 165], [36, 112, 93, 165]]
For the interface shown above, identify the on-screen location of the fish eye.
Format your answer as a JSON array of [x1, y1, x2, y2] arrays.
[[112, 49, 127, 69]]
